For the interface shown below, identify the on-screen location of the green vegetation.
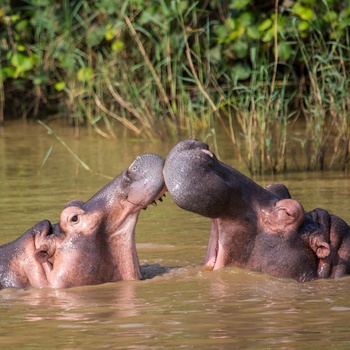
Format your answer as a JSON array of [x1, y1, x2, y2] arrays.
[[1, 0, 350, 174]]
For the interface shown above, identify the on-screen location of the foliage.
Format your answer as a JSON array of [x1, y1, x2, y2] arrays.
[[0, 0, 350, 173]]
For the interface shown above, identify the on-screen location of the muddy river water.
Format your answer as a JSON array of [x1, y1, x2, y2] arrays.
[[1, 121, 350, 349]]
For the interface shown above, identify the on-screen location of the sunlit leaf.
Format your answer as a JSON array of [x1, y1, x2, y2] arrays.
[[259, 18, 272, 31], [10, 14, 20, 21], [226, 30, 237, 42], [10, 53, 35, 73], [261, 30, 273, 42], [111, 40, 124, 52], [292, 3, 314, 21], [17, 44, 26, 52], [105, 29, 115, 41], [77, 67, 94, 82], [54, 81, 66, 91], [298, 20, 310, 31]]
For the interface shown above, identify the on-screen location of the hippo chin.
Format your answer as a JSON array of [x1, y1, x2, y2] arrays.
[[0, 154, 165, 290], [163, 139, 350, 282]]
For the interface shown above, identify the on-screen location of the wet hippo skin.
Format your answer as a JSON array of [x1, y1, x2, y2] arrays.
[[163, 139, 350, 282], [0, 153, 166, 290]]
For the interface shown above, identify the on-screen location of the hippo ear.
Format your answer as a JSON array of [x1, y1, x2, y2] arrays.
[[265, 183, 291, 199], [315, 242, 330, 259], [34, 244, 50, 263], [309, 237, 330, 259], [65, 200, 85, 208]]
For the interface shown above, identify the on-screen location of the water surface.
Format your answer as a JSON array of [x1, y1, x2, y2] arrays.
[[1, 121, 350, 349]]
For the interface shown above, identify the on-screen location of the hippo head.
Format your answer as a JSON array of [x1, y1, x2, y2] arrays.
[[164, 140, 336, 282], [34, 154, 165, 288]]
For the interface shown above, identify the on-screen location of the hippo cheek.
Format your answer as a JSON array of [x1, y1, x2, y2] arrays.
[[36, 207, 102, 280], [37, 226, 110, 288]]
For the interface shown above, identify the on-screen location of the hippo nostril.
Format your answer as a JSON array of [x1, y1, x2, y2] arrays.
[[201, 149, 213, 157], [45, 224, 55, 236], [123, 170, 132, 184]]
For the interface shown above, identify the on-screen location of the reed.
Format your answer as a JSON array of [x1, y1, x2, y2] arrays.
[[38, 120, 113, 179], [2, 0, 350, 174], [296, 23, 350, 171], [221, 59, 296, 174], [219, 0, 295, 175]]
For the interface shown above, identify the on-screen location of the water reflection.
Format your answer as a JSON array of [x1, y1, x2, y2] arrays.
[[1, 265, 350, 348], [2, 282, 141, 322]]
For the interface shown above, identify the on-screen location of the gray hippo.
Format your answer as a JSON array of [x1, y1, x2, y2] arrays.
[[163, 139, 350, 282], [0, 153, 165, 289]]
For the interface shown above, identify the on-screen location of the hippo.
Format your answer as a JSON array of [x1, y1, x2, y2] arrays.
[[0, 153, 165, 290], [163, 139, 350, 282]]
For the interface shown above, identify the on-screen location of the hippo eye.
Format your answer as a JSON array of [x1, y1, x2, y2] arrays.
[[70, 215, 79, 223]]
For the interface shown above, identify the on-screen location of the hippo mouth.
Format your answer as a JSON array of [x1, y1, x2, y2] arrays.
[[124, 185, 167, 212], [204, 239, 227, 271], [141, 189, 167, 210], [203, 219, 230, 271], [204, 240, 219, 270]]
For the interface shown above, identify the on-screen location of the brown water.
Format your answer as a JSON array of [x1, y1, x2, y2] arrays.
[[1, 121, 350, 349]]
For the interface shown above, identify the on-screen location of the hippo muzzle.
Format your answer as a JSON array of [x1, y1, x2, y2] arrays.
[[163, 139, 231, 218]]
